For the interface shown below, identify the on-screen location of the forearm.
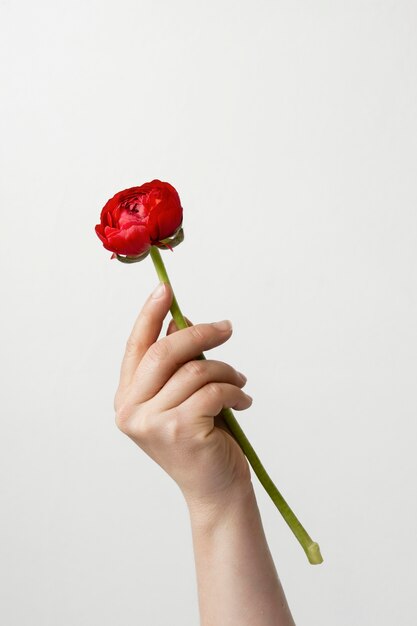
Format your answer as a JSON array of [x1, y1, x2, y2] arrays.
[[186, 482, 296, 626]]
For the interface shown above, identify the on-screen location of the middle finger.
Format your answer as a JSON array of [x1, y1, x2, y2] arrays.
[[152, 359, 247, 411], [130, 320, 233, 404]]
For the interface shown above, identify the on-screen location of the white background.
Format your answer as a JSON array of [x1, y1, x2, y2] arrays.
[[1, 1, 416, 624]]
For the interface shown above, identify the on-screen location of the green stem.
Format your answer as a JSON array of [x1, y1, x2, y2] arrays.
[[149, 245, 323, 565]]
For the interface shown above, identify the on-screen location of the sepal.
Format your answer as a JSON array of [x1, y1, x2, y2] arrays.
[[154, 226, 184, 251], [113, 249, 151, 264]]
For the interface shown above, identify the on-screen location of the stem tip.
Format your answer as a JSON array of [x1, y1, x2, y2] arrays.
[[306, 542, 323, 565]]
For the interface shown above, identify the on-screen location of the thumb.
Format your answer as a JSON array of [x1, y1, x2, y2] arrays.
[[166, 316, 193, 335]]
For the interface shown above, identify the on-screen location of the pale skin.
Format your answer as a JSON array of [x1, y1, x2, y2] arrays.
[[114, 281, 296, 626]]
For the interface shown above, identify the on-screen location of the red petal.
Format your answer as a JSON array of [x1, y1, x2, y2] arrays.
[[106, 224, 151, 255]]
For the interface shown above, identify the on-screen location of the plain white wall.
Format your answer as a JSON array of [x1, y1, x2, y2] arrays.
[[1, 1, 416, 624]]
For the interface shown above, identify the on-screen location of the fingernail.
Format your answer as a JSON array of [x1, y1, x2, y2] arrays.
[[151, 282, 166, 299], [237, 371, 247, 383], [212, 319, 232, 331]]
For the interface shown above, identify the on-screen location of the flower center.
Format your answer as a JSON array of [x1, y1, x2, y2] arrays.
[[118, 196, 149, 226]]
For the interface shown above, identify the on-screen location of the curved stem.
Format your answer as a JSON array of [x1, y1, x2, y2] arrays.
[[149, 245, 323, 565]]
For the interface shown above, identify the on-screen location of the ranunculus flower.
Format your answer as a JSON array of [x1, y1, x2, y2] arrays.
[[95, 179, 183, 259], [94, 179, 323, 565]]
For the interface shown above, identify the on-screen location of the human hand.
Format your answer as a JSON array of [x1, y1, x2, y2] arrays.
[[114, 282, 253, 508]]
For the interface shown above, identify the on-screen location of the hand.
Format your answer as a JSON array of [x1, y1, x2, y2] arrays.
[[114, 282, 253, 507]]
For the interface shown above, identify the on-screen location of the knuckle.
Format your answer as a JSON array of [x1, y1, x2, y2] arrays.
[[205, 381, 222, 398], [183, 359, 206, 378], [115, 403, 152, 440], [164, 416, 182, 442], [132, 415, 151, 441], [147, 339, 171, 363], [163, 408, 187, 443], [188, 324, 205, 343], [125, 336, 138, 355], [115, 402, 134, 432]]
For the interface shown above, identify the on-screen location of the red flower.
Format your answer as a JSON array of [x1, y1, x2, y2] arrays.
[[95, 179, 183, 258]]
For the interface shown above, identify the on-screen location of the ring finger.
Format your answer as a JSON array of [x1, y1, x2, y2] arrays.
[[176, 381, 253, 421], [152, 359, 247, 411]]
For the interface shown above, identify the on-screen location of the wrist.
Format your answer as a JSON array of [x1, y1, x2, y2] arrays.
[[184, 479, 258, 531]]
